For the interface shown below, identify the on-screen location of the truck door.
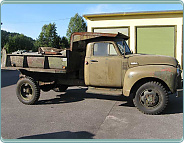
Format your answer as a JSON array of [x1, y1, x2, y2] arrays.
[[85, 42, 122, 87]]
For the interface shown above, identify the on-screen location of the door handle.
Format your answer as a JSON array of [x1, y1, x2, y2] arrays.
[[90, 60, 98, 62]]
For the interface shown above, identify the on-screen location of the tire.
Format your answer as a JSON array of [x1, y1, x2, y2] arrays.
[[133, 81, 168, 115], [16, 77, 40, 105], [53, 85, 68, 92]]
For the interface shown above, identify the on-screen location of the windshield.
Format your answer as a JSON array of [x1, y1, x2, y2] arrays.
[[116, 40, 131, 55]]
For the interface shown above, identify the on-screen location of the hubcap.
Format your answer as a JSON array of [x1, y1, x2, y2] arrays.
[[140, 89, 160, 108], [20, 83, 33, 100]]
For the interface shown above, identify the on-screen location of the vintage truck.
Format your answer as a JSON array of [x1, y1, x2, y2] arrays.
[[1, 32, 182, 115]]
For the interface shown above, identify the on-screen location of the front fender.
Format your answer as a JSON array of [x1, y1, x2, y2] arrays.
[[123, 65, 177, 96]]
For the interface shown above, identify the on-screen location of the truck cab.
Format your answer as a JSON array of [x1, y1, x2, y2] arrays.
[[84, 39, 129, 88]]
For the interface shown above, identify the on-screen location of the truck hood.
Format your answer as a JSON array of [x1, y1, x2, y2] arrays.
[[127, 54, 178, 68]]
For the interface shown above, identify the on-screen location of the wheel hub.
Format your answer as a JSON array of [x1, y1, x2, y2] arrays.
[[141, 90, 159, 107], [20, 83, 33, 100]]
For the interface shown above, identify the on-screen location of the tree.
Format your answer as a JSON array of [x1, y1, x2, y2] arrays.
[[2, 30, 36, 53], [66, 13, 87, 42], [5, 34, 35, 53], [2, 30, 9, 48], [1, 30, 20, 48], [36, 23, 61, 49], [60, 36, 69, 49]]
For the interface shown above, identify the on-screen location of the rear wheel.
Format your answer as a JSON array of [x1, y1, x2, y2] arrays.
[[16, 77, 40, 105], [133, 81, 168, 115]]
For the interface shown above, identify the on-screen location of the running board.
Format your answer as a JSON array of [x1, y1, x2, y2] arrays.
[[86, 86, 122, 95]]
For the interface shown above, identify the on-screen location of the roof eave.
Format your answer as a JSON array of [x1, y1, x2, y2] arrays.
[[83, 10, 183, 20]]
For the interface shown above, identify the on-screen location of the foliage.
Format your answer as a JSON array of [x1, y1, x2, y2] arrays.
[[1, 30, 20, 49], [66, 13, 87, 42], [36, 23, 64, 49], [60, 36, 70, 49], [2, 30, 9, 48], [2, 30, 36, 53]]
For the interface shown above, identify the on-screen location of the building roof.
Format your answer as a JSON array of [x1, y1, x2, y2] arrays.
[[83, 10, 183, 20]]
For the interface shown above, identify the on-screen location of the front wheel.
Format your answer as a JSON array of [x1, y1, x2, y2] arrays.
[[133, 81, 168, 115], [16, 77, 40, 105]]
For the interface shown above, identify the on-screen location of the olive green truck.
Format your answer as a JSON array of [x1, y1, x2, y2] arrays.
[[1, 32, 182, 115]]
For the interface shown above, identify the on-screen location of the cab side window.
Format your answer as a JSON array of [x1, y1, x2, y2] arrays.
[[93, 42, 117, 56], [109, 43, 117, 56], [94, 43, 108, 56]]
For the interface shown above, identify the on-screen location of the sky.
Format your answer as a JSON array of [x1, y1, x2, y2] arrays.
[[1, 4, 183, 40]]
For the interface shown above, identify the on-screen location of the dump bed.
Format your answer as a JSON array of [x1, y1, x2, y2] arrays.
[[1, 48, 81, 74]]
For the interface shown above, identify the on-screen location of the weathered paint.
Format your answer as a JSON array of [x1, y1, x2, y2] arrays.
[[127, 54, 178, 68], [84, 41, 126, 87], [2, 48, 68, 72], [48, 57, 67, 69], [7, 56, 24, 67], [84, 43, 92, 85], [70, 32, 129, 51], [27, 57, 44, 68], [88, 56, 108, 86], [123, 65, 177, 96]]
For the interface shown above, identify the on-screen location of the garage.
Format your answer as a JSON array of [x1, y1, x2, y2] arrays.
[[136, 26, 175, 57]]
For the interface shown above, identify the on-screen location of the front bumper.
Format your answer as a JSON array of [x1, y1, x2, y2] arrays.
[[176, 89, 183, 97], [176, 67, 182, 97], [176, 76, 183, 97]]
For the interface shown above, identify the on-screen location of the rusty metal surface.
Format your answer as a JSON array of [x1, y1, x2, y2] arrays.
[[10, 56, 24, 67], [38, 47, 64, 55], [83, 39, 178, 96], [70, 32, 129, 51], [127, 54, 178, 68], [1, 48, 7, 68], [48, 57, 67, 69], [1, 67, 67, 74], [2, 47, 68, 72], [84, 41, 125, 87], [123, 65, 177, 96], [27, 57, 44, 68]]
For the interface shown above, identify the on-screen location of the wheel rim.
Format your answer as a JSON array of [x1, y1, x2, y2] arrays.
[[139, 89, 161, 108], [20, 83, 33, 101]]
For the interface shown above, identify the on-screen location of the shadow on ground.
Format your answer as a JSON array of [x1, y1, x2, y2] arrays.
[[38, 88, 126, 105], [37, 88, 183, 115], [1, 70, 19, 88], [18, 131, 94, 139], [162, 95, 183, 114]]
